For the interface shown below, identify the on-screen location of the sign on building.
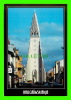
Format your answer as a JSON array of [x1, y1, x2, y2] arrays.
[[8, 68, 12, 73]]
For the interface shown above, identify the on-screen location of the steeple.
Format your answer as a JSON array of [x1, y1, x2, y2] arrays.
[[26, 11, 46, 83], [30, 11, 40, 37]]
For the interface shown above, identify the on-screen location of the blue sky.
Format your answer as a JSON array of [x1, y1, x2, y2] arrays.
[[8, 8, 64, 72]]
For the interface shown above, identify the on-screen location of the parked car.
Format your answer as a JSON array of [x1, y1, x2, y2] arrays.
[[44, 82, 63, 88], [52, 82, 63, 88], [44, 82, 51, 87]]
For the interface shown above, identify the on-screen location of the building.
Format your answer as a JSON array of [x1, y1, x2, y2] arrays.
[[8, 41, 24, 88], [42, 66, 46, 83], [22, 67, 26, 82], [55, 59, 64, 84], [26, 12, 46, 83], [46, 68, 54, 82], [46, 59, 64, 84], [8, 43, 15, 88], [15, 54, 23, 83]]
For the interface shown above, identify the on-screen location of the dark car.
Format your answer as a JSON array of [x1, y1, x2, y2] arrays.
[[52, 83, 63, 88], [44, 82, 51, 87], [47, 82, 63, 88], [16, 82, 33, 88], [44, 82, 63, 88]]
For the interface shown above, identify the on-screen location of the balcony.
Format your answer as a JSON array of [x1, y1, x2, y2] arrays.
[[17, 70, 22, 78], [19, 56, 22, 62], [15, 50, 18, 54], [16, 62, 23, 68]]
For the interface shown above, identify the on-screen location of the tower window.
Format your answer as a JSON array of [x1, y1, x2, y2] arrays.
[[32, 33, 33, 35], [34, 31, 36, 35]]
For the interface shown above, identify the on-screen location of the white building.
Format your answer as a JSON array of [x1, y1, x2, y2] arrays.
[[56, 59, 64, 74], [55, 59, 64, 83], [22, 68, 26, 82], [8, 44, 19, 88], [8, 44, 15, 88], [26, 12, 46, 83], [43, 67, 46, 82]]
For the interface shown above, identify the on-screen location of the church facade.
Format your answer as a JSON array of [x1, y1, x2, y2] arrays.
[[26, 12, 46, 83]]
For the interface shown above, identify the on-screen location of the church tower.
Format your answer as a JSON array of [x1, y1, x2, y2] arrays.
[[26, 11, 46, 83]]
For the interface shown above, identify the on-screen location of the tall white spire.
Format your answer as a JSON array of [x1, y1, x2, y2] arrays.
[[30, 11, 40, 37], [26, 11, 46, 83]]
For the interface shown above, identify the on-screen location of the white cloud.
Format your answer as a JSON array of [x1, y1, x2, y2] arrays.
[[39, 22, 63, 34], [41, 36, 63, 54], [9, 36, 29, 55], [9, 35, 63, 58]]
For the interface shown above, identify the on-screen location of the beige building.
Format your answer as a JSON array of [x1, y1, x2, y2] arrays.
[[46, 68, 54, 82]]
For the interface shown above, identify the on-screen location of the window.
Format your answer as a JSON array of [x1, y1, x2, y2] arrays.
[[34, 32, 36, 35], [32, 33, 33, 35]]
